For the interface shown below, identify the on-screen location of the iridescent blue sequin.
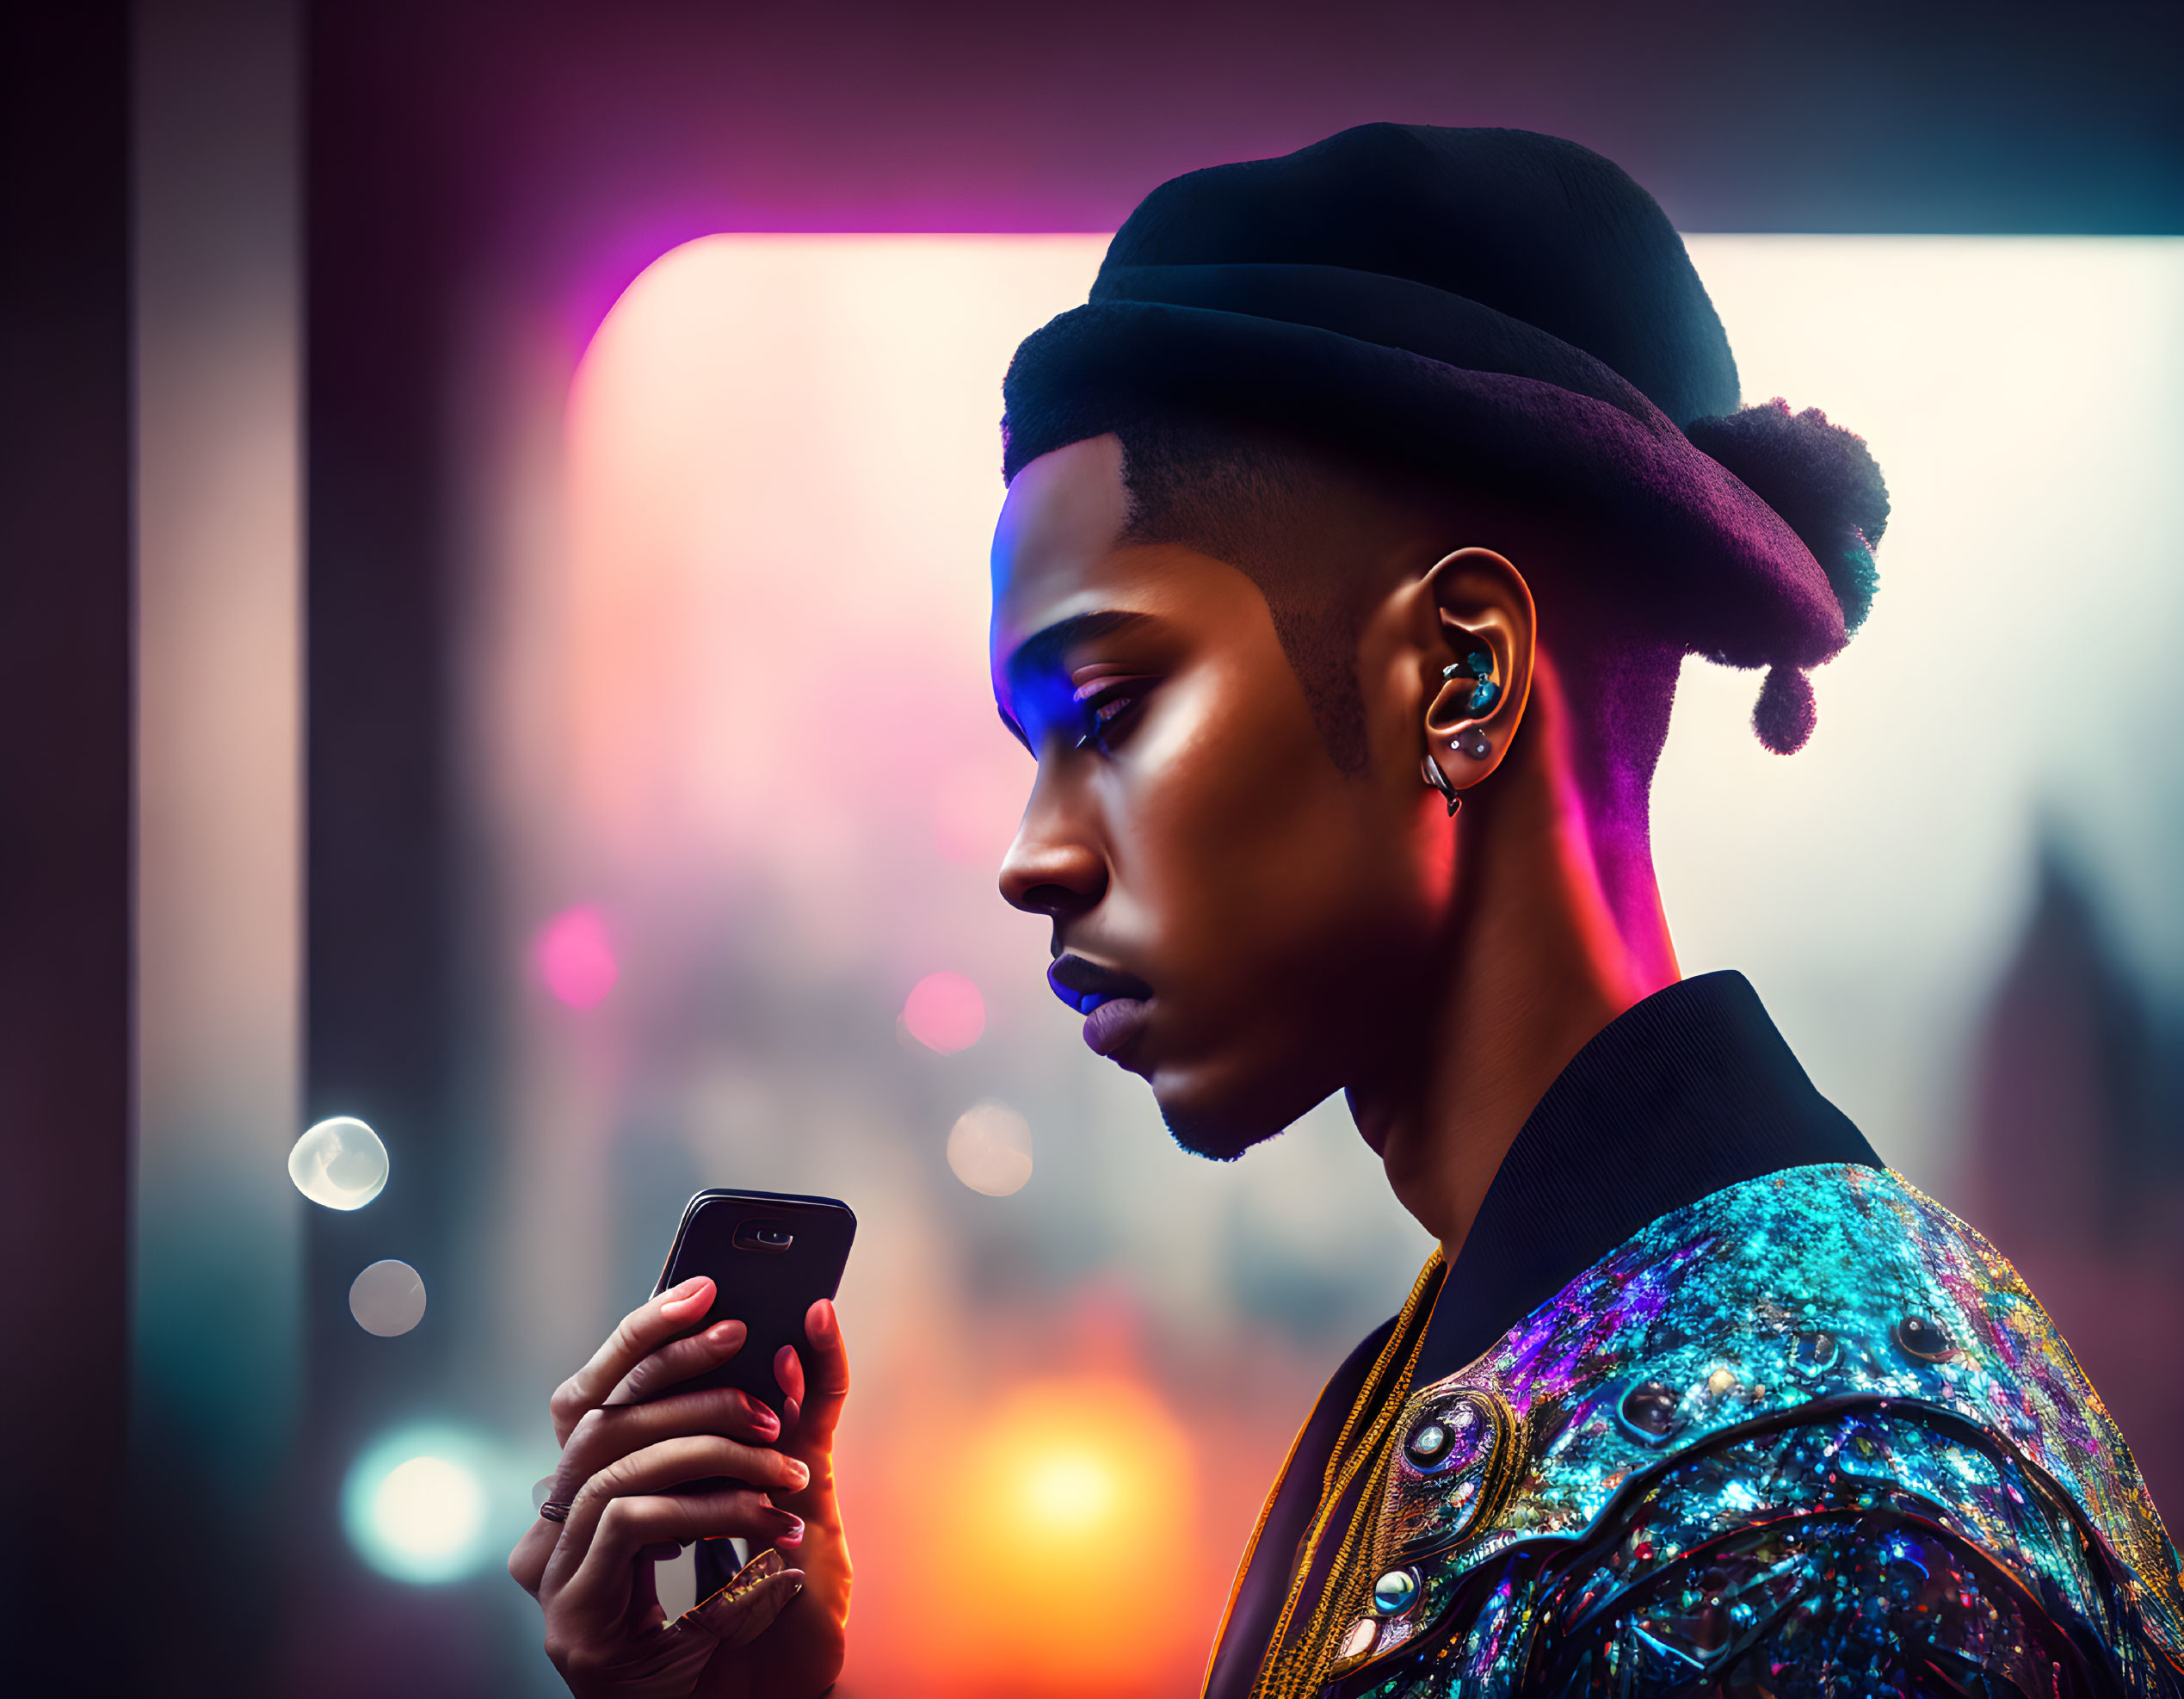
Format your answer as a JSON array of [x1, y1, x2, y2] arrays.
[[1787, 1326, 1837, 1373]]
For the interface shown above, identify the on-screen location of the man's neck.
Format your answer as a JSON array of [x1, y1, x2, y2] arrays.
[[1349, 657, 1680, 1259]]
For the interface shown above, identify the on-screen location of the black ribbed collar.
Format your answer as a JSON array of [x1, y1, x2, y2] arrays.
[[1415, 969, 1883, 1381]]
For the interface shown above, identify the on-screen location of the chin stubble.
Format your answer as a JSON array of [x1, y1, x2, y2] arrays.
[[1158, 1097, 1280, 1164]]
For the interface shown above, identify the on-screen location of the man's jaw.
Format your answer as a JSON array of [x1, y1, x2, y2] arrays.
[[1046, 952, 1310, 1158]]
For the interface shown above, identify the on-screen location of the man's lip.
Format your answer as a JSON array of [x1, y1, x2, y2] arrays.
[[1046, 953, 1154, 1016], [1082, 996, 1150, 1060]]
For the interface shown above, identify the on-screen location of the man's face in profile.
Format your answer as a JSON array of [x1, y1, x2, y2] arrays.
[[989, 435, 1449, 1159]]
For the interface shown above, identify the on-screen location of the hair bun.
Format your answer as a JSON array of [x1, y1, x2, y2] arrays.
[[1684, 398, 1889, 633], [1684, 400, 1887, 755], [1752, 664, 1817, 755]]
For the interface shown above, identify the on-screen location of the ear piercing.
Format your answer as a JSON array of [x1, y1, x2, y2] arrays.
[[1420, 756, 1462, 816], [1425, 648, 1496, 807], [1441, 649, 1496, 761], [1441, 650, 1501, 714]]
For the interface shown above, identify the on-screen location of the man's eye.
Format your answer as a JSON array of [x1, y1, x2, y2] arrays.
[[1072, 684, 1147, 752]]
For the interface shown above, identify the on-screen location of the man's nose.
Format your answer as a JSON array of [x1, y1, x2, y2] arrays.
[[998, 773, 1107, 919]]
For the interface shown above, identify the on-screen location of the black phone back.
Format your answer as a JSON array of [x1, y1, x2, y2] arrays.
[[651, 1189, 855, 1416]]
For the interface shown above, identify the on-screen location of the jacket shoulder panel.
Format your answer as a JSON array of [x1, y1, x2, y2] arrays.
[[1339, 1404, 2181, 1698], [1336, 1163, 2182, 1682]]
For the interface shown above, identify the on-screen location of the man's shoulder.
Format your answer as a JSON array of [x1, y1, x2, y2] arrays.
[[1333, 1163, 2184, 1690]]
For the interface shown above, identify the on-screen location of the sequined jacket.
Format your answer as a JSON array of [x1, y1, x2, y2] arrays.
[[1305, 1165, 2184, 1699]]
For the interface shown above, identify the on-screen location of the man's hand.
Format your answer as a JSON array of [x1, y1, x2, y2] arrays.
[[509, 1277, 852, 1698]]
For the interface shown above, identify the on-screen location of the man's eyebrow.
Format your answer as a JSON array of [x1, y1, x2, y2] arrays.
[[1003, 610, 1150, 695]]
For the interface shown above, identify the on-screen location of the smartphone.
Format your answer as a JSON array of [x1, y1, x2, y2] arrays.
[[651, 1189, 856, 1417]]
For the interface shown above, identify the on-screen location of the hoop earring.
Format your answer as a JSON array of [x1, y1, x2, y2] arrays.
[[1421, 756, 1462, 817]]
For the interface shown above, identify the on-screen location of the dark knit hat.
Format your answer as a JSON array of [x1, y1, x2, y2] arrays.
[[1000, 125, 1888, 753]]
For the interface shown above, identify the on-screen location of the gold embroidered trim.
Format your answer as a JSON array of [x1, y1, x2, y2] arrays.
[[1245, 1251, 1444, 1699]]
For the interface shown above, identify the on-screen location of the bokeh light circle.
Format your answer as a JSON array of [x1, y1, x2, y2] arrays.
[[1022, 1449, 1117, 1532], [903, 971, 985, 1053], [947, 1100, 1033, 1195], [349, 1259, 428, 1337], [287, 1116, 389, 1210], [940, 1374, 1200, 1680], [342, 1427, 521, 1585], [535, 905, 619, 1009]]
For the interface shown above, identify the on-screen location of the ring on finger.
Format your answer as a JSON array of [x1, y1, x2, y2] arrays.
[[539, 1498, 575, 1523]]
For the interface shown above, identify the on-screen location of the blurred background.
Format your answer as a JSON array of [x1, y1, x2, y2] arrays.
[[5, 3, 2181, 1697]]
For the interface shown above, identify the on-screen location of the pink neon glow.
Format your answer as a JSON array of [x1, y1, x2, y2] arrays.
[[902, 971, 985, 1053], [535, 905, 620, 1009]]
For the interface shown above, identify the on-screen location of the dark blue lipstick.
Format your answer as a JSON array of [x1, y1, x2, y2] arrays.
[[1046, 953, 1153, 1016]]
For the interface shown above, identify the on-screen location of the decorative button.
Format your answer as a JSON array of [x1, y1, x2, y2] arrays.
[[1789, 1328, 1839, 1374], [1406, 1397, 1491, 1472], [1894, 1314, 1959, 1362], [1618, 1381, 1682, 1440], [1338, 1617, 1379, 1660], [1372, 1567, 1421, 1616]]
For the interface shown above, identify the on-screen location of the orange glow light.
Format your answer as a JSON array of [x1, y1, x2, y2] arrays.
[[897, 1374, 1203, 1696]]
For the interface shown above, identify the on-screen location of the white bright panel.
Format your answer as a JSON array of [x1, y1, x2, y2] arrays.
[[1669, 238, 2184, 1183]]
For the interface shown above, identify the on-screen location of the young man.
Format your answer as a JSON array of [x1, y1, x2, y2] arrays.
[[990, 126, 2184, 1697]]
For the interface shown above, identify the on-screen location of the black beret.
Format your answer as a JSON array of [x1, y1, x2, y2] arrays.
[[1001, 125, 1888, 752]]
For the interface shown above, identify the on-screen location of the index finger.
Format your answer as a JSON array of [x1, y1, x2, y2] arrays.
[[549, 1276, 716, 1445], [784, 1299, 849, 1446]]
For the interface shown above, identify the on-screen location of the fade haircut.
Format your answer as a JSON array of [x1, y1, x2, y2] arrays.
[[1110, 412, 1686, 831]]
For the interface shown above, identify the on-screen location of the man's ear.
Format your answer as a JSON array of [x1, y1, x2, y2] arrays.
[[1419, 547, 1535, 796]]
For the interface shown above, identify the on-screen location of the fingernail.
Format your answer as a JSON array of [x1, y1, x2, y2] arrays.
[[788, 1460, 810, 1488], [706, 1320, 738, 1344], [778, 1517, 805, 1546], [662, 1276, 708, 1307], [810, 1301, 835, 1338]]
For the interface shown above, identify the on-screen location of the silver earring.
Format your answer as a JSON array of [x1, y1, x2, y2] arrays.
[[1451, 728, 1491, 761], [1421, 756, 1462, 816]]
